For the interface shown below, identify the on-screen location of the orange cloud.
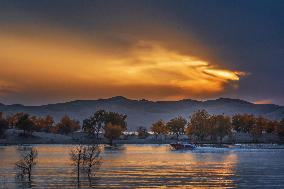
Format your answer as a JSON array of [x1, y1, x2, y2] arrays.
[[0, 26, 246, 104]]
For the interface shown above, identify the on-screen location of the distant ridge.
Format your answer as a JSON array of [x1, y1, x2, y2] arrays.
[[0, 96, 283, 130], [0, 96, 277, 106], [205, 97, 252, 104]]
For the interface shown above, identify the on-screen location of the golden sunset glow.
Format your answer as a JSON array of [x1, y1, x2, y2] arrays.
[[0, 26, 245, 103]]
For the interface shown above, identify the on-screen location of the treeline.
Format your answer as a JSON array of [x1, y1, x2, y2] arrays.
[[0, 110, 127, 145], [0, 112, 80, 136], [149, 110, 284, 143], [1, 110, 284, 144]]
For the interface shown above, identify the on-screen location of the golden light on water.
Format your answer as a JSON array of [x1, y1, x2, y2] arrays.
[[0, 145, 238, 188]]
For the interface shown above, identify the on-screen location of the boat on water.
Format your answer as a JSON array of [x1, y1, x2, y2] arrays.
[[170, 142, 196, 150]]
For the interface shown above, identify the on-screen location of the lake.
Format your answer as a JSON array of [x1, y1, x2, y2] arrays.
[[0, 144, 284, 188]]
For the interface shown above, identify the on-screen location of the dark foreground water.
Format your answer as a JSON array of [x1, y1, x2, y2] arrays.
[[0, 144, 284, 188]]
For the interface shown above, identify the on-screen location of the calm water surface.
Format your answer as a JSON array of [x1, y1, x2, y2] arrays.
[[0, 144, 284, 188]]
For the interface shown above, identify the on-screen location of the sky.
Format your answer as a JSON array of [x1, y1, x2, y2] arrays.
[[0, 0, 283, 105]]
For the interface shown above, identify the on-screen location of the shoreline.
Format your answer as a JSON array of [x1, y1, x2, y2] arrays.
[[1, 142, 284, 150], [1, 141, 283, 145], [1, 129, 282, 146]]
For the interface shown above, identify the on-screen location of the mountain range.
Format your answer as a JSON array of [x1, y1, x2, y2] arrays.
[[0, 96, 283, 130]]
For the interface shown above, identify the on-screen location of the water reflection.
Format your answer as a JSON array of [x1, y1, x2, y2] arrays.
[[103, 144, 126, 153], [0, 144, 283, 188], [98, 145, 237, 188]]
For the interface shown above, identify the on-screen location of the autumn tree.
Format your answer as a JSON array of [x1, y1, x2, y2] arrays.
[[210, 115, 232, 143], [0, 113, 9, 137], [103, 111, 127, 131], [166, 116, 187, 140], [55, 115, 80, 134], [232, 114, 245, 132], [150, 120, 168, 139], [15, 114, 36, 136], [186, 110, 210, 142], [82, 110, 106, 139], [104, 123, 123, 146], [15, 147, 38, 182], [277, 118, 284, 142], [29, 116, 39, 132], [256, 116, 268, 130], [265, 120, 278, 133], [101, 111, 127, 145], [207, 115, 218, 142], [232, 114, 255, 133], [248, 116, 265, 142], [32, 115, 54, 132], [7, 112, 24, 128]]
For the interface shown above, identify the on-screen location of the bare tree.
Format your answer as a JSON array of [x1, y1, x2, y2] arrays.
[[82, 145, 102, 180], [70, 145, 84, 186], [15, 147, 38, 182], [70, 144, 102, 187]]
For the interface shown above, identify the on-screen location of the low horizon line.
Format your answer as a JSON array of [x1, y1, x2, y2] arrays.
[[0, 96, 281, 107]]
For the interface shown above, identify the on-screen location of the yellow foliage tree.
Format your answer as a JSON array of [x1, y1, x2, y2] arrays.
[[104, 123, 123, 146], [150, 120, 168, 139]]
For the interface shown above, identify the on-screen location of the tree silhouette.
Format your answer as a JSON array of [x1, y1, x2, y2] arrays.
[[187, 110, 210, 142], [15, 147, 38, 182], [70, 145, 84, 186], [83, 110, 106, 139], [15, 114, 35, 136], [82, 145, 102, 182], [70, 144, 102, 186]]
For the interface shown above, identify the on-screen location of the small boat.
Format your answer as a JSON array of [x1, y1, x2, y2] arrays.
[[170, 142, 196, 150]]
